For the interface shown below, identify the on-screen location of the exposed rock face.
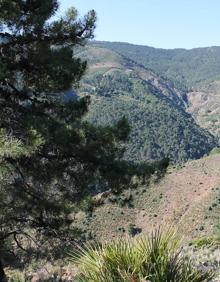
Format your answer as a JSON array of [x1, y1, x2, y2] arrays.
[[186, 81, 220, 140]]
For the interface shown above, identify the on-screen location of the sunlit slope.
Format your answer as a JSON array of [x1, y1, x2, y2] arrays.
[[93, 41, 220, 90], [77, 46, 216, 163], [91, 41, 220, 142], [73, 153, 220, 241]]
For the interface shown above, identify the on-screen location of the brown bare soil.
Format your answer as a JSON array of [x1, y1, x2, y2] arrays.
[[74, 154, 220, 242], [136, 154, 220, 240]]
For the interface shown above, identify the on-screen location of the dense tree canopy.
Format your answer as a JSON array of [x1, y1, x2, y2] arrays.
[[78, 47, 217, 163], [94, 41, 220, 90]]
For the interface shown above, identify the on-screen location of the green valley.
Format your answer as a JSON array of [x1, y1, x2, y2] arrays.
[[77, 45, 217, 163], [3, 1, 220, 280], [91, 41, 220, 141]]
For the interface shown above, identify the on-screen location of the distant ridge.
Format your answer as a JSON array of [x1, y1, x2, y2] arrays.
[[92, 41, 220, 89]]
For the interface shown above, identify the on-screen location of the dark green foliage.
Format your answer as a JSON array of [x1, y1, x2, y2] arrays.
[[0, 0, 162, 268], [93, 41, 220, 89], [108, 193, 133, 207], [127, 224, 141, 237], [0, 1, 98, 265], [79, 62, 216, 163]]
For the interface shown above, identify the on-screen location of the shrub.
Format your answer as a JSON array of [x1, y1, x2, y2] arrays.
[[127, 224, 142, 237], [192, 236, 216, 248], [70, 229, 214, 281], [8, 271, 25, 282], [209, 147, 220, 156]]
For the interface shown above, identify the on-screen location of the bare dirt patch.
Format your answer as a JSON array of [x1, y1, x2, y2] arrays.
[[135, 154, 220, 239]]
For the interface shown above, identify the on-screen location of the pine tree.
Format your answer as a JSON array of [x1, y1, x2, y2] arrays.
[[0, 0, 168, 276]]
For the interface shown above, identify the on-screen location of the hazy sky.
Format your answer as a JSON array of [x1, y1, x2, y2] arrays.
[[58, 0, 220, 49]]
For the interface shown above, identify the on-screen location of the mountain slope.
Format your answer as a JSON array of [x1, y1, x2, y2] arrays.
[[91, 41, 220, 144], [77, 46, 216, 163], [72, 153, 220, 241], [187, 80, 220, 139], [93, 41, 220, 90]]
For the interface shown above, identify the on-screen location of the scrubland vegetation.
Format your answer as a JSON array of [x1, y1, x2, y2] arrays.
[[1, 1, 220, 281]]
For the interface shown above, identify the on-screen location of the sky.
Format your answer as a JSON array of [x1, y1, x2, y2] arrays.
[[57, 0, 220, 49]]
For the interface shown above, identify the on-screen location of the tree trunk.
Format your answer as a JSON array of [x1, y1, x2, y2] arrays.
[[0, 260, 7, 282]]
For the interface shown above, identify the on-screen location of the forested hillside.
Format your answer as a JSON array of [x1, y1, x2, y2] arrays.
[[77, 46, 217, 163], [93, 41, 220, 90], [90, 41, 220, 141], [2, 1, 220, 281]]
